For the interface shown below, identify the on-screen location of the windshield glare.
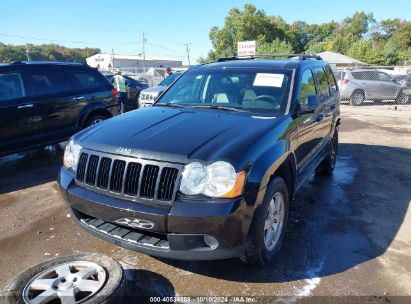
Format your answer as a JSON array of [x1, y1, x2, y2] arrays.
[[157, 69, 292, 114]]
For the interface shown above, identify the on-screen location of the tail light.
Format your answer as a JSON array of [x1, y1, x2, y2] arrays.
[[342, 79, 349, 85], [112, 88, 118, 97]]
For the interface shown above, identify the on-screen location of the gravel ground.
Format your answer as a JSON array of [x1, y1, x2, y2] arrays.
[[0, 105, 410, 303]]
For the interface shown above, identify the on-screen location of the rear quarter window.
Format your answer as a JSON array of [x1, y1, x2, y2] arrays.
[[325, 66, 338, 93], [71, 70, 106, 90]]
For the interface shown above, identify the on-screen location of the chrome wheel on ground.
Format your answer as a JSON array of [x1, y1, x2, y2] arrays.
[[264, 192, 285, 251], [4, 253, 124, 304], [22, 261, 106, 304]]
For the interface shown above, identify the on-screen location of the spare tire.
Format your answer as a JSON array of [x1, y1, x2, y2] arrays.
[[3, 253, 124, 304]]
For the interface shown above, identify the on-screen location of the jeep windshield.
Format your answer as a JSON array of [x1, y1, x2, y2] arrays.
[[155, 68, 292, 114]]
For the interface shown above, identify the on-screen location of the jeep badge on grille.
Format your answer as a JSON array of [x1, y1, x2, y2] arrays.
[[115, 147, 132, 155], [115, 218, 155, 230]]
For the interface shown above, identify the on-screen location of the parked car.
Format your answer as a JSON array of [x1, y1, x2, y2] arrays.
[[0, 61, 119, 157], [105, 74, 148, 111], [337, 69, 410, 105], [138, 71, 183, 107], [393, 74, 411, 88], [58, 54, 340, 265]]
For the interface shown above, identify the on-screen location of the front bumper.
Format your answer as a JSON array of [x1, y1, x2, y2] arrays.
[[58, 167, 251, 260]]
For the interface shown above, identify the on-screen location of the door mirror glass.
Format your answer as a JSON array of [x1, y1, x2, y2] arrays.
[[300, 94, 320, 113]]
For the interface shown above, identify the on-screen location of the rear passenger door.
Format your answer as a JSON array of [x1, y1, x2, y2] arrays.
[[26, 68, 79, 140], [0, 68, 42, 154], [312, 66, 333, 142]]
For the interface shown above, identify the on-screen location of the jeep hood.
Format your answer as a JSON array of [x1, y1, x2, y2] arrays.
[[74, 106, 282, 164]]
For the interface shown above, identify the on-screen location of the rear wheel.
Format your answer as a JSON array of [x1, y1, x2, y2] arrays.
[[84, 114, 108, 129], [241, 177, 289, 265], [396, 92, 409, 104], [350, 90, 365, 106], [317, 129, 338, 175]]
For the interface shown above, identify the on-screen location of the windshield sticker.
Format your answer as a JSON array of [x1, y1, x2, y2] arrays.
[[253, 73, 284, 87]]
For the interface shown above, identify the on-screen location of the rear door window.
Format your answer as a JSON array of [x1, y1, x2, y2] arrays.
[[0, 71, 26, 101], [28, 70, 73, 96], [71, 70, 105, 90], [312, 67, 330, 100]]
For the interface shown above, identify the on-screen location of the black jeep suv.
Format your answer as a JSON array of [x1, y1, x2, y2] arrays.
[[0, 61, 118, 156], [58, 54, 340, 265]]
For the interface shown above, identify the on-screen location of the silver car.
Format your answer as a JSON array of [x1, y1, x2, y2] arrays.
[[138, 71, 183, 107], [336, 69, 410, 105]]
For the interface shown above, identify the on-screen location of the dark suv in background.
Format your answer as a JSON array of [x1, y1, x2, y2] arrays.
[[0, 61, 118, 156], [58, 54, 340, 265]]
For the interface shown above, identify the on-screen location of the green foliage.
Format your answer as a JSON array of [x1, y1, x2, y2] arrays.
[[0, 43, 100, 64], [257, 38, 293, 54], [206, 4, 411, 66]]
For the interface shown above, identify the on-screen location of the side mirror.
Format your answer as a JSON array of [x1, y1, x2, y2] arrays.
[[300, 94, 321, 114]]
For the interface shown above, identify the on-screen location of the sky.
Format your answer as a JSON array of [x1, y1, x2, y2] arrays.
[[1, 0, 411, 65]]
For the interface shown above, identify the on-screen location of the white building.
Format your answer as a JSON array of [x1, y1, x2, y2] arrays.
[[86, 53, 183, 70]]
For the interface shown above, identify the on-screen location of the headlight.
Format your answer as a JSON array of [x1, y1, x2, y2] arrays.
[[180, 162, 208, 195], [180, 161, 246, 198], [63, 140, 82, 172], [203, 161, 236, 197]]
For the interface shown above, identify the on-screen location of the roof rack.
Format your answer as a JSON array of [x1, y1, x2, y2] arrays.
[[216, 53, 322, 62], [10, 60, 83, 65]]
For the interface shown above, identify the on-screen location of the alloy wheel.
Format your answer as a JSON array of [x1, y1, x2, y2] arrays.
[[22, 261, 107, 304], [264, 192, 285, 251]]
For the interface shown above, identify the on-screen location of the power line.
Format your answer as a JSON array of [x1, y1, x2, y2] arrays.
[[0, 32, 141, 45], [146, 42, 185, 54]]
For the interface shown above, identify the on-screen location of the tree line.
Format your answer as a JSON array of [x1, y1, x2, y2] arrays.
[[0, 43, 100, 64], [200, 4, 411, 66]]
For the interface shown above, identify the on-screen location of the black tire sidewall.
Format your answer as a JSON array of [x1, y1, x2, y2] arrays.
[[246, 177, 289, 265], [2, 253, 124, 304]]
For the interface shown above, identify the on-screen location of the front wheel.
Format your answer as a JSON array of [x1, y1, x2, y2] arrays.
[[396, 92, 409, 104], [241, 177, 289, 265]]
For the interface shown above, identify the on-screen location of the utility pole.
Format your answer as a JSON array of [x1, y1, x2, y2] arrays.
[[184, 43, 191, 66], [26, 48, 31, 61], [111, 48, 114, 70], [142, 32, 147, 73]]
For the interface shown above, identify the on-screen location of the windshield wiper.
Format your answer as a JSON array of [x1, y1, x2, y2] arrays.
[[191, 105, 247, 112], [155, 102, 188, 108]]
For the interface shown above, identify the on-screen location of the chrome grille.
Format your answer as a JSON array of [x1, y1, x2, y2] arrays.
[[76, 150, 181, 204]]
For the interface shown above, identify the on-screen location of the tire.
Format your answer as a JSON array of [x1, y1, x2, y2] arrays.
[[317, 129, 338, 176], [241, 177, 289, 265], [84, 114, 108, 129], [2, 253, 124, 304], [396, 92, 409, 104], [350, 90, 365, 106]]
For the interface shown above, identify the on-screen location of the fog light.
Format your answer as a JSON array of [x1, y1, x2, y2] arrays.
[[204, 235, 219, 249]]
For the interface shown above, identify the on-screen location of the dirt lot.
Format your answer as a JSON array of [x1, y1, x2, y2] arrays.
[[0, 105, 410, 303]]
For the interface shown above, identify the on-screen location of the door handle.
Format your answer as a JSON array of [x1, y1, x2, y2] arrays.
[[17, 104, 34, 109], [72, 96, 85, 100], [316, 114, 325, 122]]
